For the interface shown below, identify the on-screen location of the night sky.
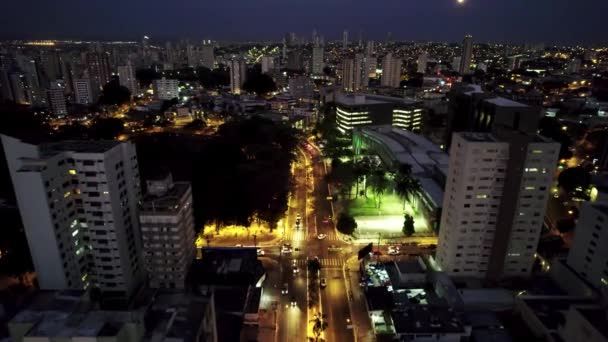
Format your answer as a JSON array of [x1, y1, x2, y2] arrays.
[[2, 0, 607, 44]]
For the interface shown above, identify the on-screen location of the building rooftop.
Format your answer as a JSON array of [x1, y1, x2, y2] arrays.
[[520, 297, 595, 330], [576, 308, 608, 340], [189, 247, 265, 287], [337, 93, 422, 107], [141, 182, 191, 214], [40, 140, 122, 156], [484, 97, 529, 108], [460, 132, 499, 142], [146, 292, 211, 342], [391, 306, 466, 335]]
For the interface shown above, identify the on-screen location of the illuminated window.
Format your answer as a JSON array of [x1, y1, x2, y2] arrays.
[[531, 150, 543, 154], [64, 191, 71, 198], [68, 169, 77, 175], [525, 186, 535, 190], [476, 194, 488, 199]]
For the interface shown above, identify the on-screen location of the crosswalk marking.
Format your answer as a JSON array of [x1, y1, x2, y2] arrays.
[[294, 258, 344, 268], [282, 230, 341, 242], [307, 232, 340, 241]]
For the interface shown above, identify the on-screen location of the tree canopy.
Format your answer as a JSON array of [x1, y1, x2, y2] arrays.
[[242, 73, 277, 96], [403, 214, 415, 237], [99, 79, 131, 106], [558, 166, 591, 194], [336, 212, 357, 235]]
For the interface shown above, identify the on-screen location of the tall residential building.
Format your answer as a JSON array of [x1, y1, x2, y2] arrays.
[[200, 44, 215, 69], [85, 52, 111, 91], [8, 72, 31, 105], [459, 35, 473, 75], [186, 44, 198, 67], [312, 47, 324, 75], [153, 78, 179, 100], [117, 62, 137, 96], [287, 50, 303, 71], [47, 81, 67, 117], [229, 59, 247, 95], [567, 58, 582, 74], [381, 53, 402, 88], [260, 56, 275, 74], [567, 203, 608, 296], [140, 174, 195, 289], [0, 68, 14, 102], [73, 78, 95, 105], [417, 52, 428, 74], [1, 136, 144, 298], [343, 30, 349, 50], [366, 40, 375, 56], [437, 128, 559, 280], [342, 55, 368, 92]]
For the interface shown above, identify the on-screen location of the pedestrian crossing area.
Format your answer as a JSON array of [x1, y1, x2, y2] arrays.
[[282, 230, 341, 242], [293, 258, 345, 268]]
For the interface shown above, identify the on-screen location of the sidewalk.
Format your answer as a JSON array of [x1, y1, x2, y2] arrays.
[[345, 257, 375, 342]]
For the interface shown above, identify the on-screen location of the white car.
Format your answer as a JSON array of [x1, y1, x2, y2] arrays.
[[317, 234, 327, 240], [293, 266, 299, 274], [388, 246, 400, 255], [256, 248, 265, 256]]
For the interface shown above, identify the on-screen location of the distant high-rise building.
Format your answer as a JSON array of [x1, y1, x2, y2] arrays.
[[260, 56, 275, 74], [117, 62, 137, 96], [140, 174, 195, 290], [0, 68, 14, 102], [289, 75, 314, 100], [459, 35, 473, 74], [437, 98, 559, 280], [229, 59, 247, 95], [47, 81, 67, 117], [8, 72, 31, 105], [73, 78, 95, 105], [282, 38, 287, 61], [567, 58, 582, 74], [366, 41, 375, 56], [312, 47, 324, 75], [1, 136, 144, 298], [200, 44, 215, 69], [153, 77, 179, 100], [85, 52, 111, 91], [342, 56, 367, 92], [287, 50, 303, 71], [567, 203, 608, 296], [343, 30, 349, 50], [452, 56, 462, 72], [186, 44, 198, 67], [381, 53, 402, 88], [417, 53, 428, 74]]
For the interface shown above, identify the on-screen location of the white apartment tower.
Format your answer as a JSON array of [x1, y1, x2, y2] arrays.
[[342, 55, 367, 92], [1, 136, 144, 298], [47, 81, 67, 117], [312, 46, 324, 75], [381, 53, 402, 88], [200, 44, 215, 69], [459, 35, 473, 75], [140, 174, 196, 289], [417, 52, 428, 74], [260, 56, 275, 74], [117, 62, 138, 96], [73, 78, 95, 105], [567, 203, 608, 296], [437, 131, 559, 279], [153, 78, 179, 101], [230, 59, 247, 95]]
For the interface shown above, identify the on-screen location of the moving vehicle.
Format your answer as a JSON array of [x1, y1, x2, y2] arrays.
[[317, 234, 327, 240], [256, 248, 265, 256], [320, 278, 327, 288], [328, 244, 342, 252], [293, 266, 299, 274], [290, 296, 297, 307], [281, 283, 289, 294], [281, 243, 292, 254], [388, 245, 400, 255]]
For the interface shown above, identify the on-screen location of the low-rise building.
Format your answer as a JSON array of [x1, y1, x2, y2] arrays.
[[336, 93, 424, 133]]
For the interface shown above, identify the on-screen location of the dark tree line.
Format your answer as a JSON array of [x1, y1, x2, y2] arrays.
[[135, 117, 300, 230]]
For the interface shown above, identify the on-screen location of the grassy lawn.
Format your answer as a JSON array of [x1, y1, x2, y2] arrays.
[[344, 192, 430, 236]]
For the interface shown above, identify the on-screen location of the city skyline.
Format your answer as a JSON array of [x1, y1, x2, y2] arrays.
[[2, 0, 608, 44]]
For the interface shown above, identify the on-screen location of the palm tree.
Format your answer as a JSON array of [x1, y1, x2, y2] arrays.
[[394, 164, 421, 212], [310, 314, 328, 342], [369, 169, 390, 209]]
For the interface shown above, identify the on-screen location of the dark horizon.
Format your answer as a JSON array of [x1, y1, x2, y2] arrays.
[[2, 0, 608, 45]]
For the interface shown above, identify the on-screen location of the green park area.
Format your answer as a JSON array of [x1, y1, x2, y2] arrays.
[[344, 192, 430, 240]]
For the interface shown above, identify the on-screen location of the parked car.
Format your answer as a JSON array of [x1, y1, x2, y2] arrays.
[[320, 278, 327, 288]]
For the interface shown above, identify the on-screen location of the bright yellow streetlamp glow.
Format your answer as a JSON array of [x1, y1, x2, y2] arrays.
[[457, 0, 465, 3]]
